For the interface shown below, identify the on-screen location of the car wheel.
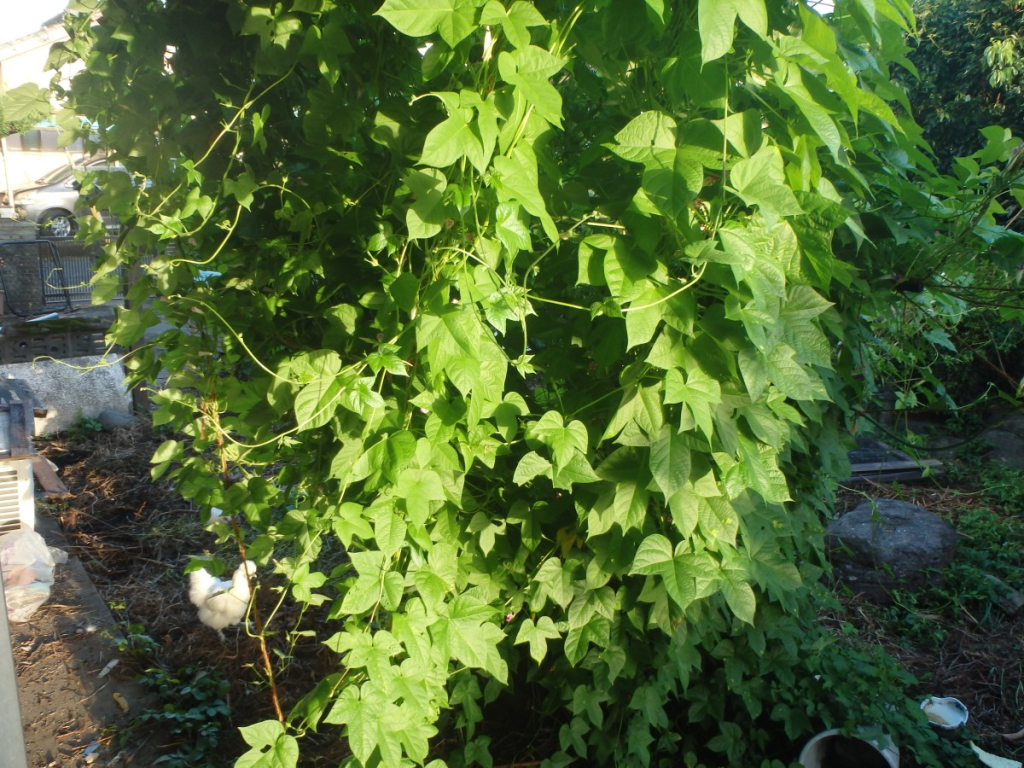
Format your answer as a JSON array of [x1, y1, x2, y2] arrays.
[[38, 210, 77, 239]]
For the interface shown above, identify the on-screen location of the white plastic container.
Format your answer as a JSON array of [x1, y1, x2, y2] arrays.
[[920, 697, 969, 729], [798, 728, 899, 768]]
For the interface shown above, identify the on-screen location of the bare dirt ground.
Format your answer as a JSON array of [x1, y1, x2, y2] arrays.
[[12, 539, 166, 767], [12, 420, 1024, 766]]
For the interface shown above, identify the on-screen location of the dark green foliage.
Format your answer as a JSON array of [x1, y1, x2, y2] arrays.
[[928, 304, 1024, 408], [132, 666, 232, 768], [62, 414, 104, 442], [906, 0, 1024, 168]]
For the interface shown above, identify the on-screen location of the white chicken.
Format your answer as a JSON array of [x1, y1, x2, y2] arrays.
[[188, 560, 257, 639], [204, 507, 236, 531]]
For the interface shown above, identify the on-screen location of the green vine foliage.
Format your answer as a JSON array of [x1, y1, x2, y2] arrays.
[[50, 0, 1024, 765]]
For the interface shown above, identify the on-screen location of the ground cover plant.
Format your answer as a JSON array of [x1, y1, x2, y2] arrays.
[[44, 0, 1024, 765]]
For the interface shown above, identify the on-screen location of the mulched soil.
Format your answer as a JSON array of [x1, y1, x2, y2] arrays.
[[38, 422, 347, 765], [32, 421, 1024, 766]]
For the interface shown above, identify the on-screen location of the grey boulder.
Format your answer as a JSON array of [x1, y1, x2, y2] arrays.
[[98, 409, 138, 431], [827, 499, 958, 603]]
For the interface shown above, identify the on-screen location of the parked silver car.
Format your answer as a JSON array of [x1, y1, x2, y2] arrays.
[[7, 159, 128, 238]]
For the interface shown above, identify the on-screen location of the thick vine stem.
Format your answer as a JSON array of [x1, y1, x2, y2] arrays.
[[204, 388, 285, 724]]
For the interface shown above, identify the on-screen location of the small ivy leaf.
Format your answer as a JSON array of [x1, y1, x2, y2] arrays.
[[492, 146, 559, 241], [664, 367, 721, 441], [564, 615, 611, 666], [649, 426, 691, 500], [497, 46, 566, 127], [404, 168, 448, 240], [372, 508, 408, 557], [225, 173, 258, 209], [151, 438, 182, 465], [413, 566, 452, 612], [481, 0, 546, 49], [532, 557, 574, 610], [527, 411, 589, 469], [608, 111, 677, 167], [514, 450, 553, 485], [737, 437, 791, 504], [419, 104, 485, 171], [728, 146, 804, 223], [571, 685, 606, 728], [375, 0, 476, 46], [432, 595, 509, 682], [630, 534, 705, 611], [294, 376, 343, 431], [236, 720, 299, 768], [326, 501, 373, 549], [720, 570, 757, 625], [495, 201, 532, 254], [468, 511, 506, 555], [698, 0, 768, 64], [366, 348, 410, 377], [396, 467, 446, 525], [764, 343, 829, 402], [514, 616, 561, 662], [323, 684, 385, 764], [642, 148, 704, 221], [552, 453, 601, 490]]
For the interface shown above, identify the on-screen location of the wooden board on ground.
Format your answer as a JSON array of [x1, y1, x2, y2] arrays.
[[846, 435, 942, 483]]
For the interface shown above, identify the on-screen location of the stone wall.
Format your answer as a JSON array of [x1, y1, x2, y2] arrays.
[[0, 220, 47, 315], [2, 354, 132, 435]]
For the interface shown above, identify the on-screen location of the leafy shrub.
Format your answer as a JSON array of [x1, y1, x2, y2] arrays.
[[53, 0, 1024, 765]]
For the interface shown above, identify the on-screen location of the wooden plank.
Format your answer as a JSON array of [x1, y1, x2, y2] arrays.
[[31, 457, 68, 495], [982, 573, 1024, 616], [850, 459, 942, 473], [6, 402, 32, 457], [847, 469, 937, 484], [6, 379, 49, 419]]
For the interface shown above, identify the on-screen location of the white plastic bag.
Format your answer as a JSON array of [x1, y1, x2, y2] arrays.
[[0, 529, 67, 622]]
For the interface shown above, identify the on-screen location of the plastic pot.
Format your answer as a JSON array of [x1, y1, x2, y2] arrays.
[[798, 728, 899, 768]]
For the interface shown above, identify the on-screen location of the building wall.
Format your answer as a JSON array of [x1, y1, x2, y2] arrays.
[[1, 23, 88, 190], [0, 24, 69, 90]]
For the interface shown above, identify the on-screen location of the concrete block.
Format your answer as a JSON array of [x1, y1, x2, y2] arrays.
[[1, 354, 131, 435]]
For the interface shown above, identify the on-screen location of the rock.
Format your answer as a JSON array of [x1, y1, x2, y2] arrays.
[[980, 427, 1024, 470], [2, 355, 132, 436], [98, 409, 137, 431], [827, 499, 958, 603]]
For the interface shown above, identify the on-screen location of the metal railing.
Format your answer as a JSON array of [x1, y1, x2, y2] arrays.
[[0, 241, 74, 316], [38, 236, 119, 307]]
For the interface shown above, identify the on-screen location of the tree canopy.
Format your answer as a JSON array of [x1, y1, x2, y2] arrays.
[[906, 0, 1024, 167], [49, 0, 1024, 765]]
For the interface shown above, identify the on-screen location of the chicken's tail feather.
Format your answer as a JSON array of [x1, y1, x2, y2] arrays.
[[188, 567, 215, 608]]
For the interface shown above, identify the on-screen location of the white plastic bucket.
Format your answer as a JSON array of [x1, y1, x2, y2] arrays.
[[798, 728, 899, 768]]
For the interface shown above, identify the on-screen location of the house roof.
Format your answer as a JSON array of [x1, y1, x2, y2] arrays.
[[0, 18, 68, 59]]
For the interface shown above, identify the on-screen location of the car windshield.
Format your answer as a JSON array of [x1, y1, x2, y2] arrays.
[[32, 159, 113, 186], [33, 165, 75, 185]]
